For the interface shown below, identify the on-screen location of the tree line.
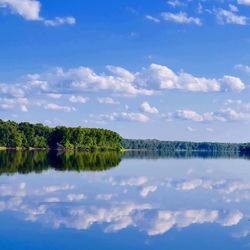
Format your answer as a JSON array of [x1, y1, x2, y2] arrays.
[[121, 139, 250, 153], [2, 119, 250, 153], [0, 120, 122, 150]]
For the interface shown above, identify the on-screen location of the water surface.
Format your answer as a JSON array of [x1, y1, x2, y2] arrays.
[[0, 151, 250, 250]]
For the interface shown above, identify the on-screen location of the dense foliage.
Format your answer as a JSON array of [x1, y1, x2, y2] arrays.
[[2, 119, 250, 153], [0, 120, 122, 150], [122, 139, 245, 152]]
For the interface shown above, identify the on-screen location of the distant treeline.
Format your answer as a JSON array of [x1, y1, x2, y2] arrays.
[[121, 139, 250, 153], [0, 120, 122, 150], [2, 119, 250, 153]]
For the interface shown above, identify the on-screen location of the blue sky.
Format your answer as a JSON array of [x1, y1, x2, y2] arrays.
[[1, 0, 250, 141]]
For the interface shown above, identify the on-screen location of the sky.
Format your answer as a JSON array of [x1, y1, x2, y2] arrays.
[[1, 0, 250, 142]]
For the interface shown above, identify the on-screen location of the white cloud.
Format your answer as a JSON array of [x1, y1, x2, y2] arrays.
[[69, 95, 88, 104], [174, 110, 204, 122], [95, 112, 149, 123], [187, 126, 195, 132], [221, 210, 243, 226], [0, 0, 41, 20], [43, 17, 76, 27], [54, 66, 154, 97], [0, 64, 247, 116], [145, 64, 245, 92], [148, 210, 218, 235], [229, 4, 239, 12], [43, 184, 75, 193], [172, 107, 250, 123], [47, 93, 62, 99], [140, 185, 157, 197], [26, 74, 48, 91], [66, 193, 86, 201], [45, 197, 60, 203], [116, 112, 149, 123], [0, 0, 76, 26], [167, 0, 183, 8], [98, 97, 119, 105], [216, 9, 248, 25], [238, 0, 250, 5], [235, 64, 250, 73], [0, 83, 25, 97], [109, 176, 148, 186], [141, 101, 159, 114], [148, 209, 242, 236], [145, 15, 160, 23], [220, 75, 245, 92], [95, 193, 114, 201], [161, 12, 202, 26], [44, 103, 76, 113], [0, 97, 28, 112]]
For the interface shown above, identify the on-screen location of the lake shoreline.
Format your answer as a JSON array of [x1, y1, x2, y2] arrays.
[[0, 147, 248, 154]]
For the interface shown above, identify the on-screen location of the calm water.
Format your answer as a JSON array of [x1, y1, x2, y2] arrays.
[[0, 151, 250, 250]]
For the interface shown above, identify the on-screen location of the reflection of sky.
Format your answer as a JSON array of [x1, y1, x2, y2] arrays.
[[1, 158, 250, 249]]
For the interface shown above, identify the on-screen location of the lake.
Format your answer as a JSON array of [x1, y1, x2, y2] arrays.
[[0, 150, 250, 250]]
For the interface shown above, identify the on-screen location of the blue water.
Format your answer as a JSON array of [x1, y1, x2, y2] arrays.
[[0, 152, 250, 249]]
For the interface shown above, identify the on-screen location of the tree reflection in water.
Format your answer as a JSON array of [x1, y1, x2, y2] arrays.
[[0, 150, 122, 175], [0, 150, 250, 175]]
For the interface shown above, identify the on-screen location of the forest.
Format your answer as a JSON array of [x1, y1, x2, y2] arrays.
[[121, 139, 250, 153], [1, 119, 250, 153], [0, 119, 122, 150]]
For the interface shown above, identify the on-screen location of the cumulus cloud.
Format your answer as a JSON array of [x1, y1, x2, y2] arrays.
[[69, 95, 88, 104], [95, 193, 114, 201], [0, 176, 247, 237], [0, 83, 25, 97], [145, 64, 245, 92], [98, 97, 119, 105], [0, 0, 76, 26], [235, 64, 250, 73], [174, 110, 204, 122], [0, 0, 41, 20], [66, 193, 86, 201], [140, 185, 157, 197], [0, 63, 247, 117], [171, 104, 250, 123], [43, 184, 75, 193], [49, 66, 154, 97], [216, 9, 248, 25], [95, 112, 150, 123], [1, 63, 245, 105], [238, 0, 250, 5], [0, 97, 28, 112], [47, 93, 62, 99], [141, 101, 159, 114], [148, 209, 242, 236], [161, 12, 202, 26], [45, 197, 60, 203], [44, 103, 76, 113], [109, 176, 148, 186]]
